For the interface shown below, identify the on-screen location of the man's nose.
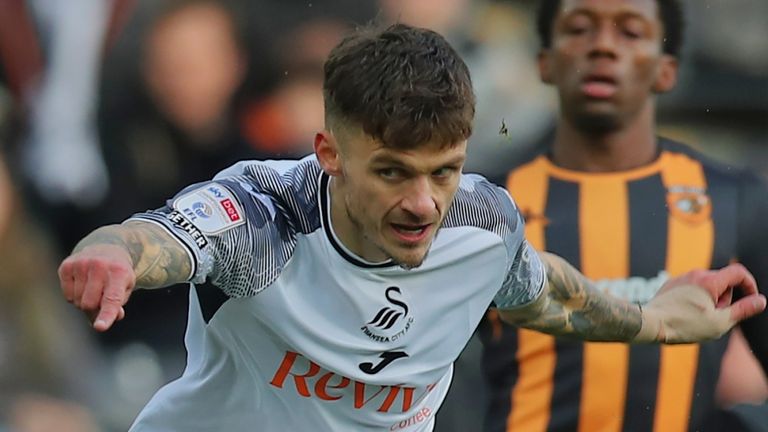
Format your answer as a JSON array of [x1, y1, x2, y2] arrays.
[[589, 23, 619, 58], [401, 177, 437, 219]]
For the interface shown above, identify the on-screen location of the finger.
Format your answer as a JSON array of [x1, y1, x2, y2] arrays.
[[58, 261, 76, 303], [81, 266, 106, 311], [72, 263, 88, 308], [93, 281, 127, 332], [716, 287, 733, 309], [117, 307, 126, 321], [726, 293, 767, 324], [710, 264, 758, 298]]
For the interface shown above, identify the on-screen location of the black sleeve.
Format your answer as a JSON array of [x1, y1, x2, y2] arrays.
[[736, 170, 768, 374]]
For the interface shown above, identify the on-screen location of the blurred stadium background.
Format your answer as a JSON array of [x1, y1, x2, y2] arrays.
[[0, 0, 765, 430]]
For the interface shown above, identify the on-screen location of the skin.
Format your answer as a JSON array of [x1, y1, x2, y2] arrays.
[[143, 2, 245, 140], [59, 222, 191, 331], [539, 0, 677, 172], [59, 123, 765, 336], [536, 0, 767, 398], [502, 253, 764, 343], [314, 124, 466, 269], [58, 14, 766, 336]]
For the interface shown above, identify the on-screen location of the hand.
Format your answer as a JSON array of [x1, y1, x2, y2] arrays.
[[58, 244, 136, 331], [635, 264, 767, 343]]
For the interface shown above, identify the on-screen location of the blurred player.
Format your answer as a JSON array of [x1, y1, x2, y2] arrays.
[[58, 23, 765, 431], [479, 1, 768, 431]]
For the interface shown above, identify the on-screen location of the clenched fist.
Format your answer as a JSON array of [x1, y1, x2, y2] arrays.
[[58, 244, 136, 331]]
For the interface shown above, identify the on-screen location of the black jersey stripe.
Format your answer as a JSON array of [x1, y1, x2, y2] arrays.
[[705, 164, 739, 269], [480, 310, 519, 432], [483, 140, 762, 432], [622, 174, 667, 432], [544, 178, 583, 432]]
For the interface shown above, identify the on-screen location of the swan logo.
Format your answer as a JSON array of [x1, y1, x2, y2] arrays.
[[360, 287, 413, 343]]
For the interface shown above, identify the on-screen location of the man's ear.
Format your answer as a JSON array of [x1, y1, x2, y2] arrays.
[[314, 130, 343, 176], [538, 49, 554, 84], [652, 55, 678, 94]]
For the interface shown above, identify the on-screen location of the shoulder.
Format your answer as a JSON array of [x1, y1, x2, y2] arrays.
[[214, 155, 322, 194], [658, 137, 768, 201], [443, 173, 522, 238], [659, 137, 749, 181], [210, 155, 324, 234]]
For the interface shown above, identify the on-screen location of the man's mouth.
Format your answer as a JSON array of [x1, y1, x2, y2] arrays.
[[390, 223, 431, 243], [581, 75, 618, 99]]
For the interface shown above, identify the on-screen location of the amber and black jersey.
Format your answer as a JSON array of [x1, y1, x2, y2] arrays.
[[480, 138, 768, 432]]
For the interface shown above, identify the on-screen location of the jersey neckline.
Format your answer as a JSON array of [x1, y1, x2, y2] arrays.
[[318, 172, 397, 269], [538, 149, 669, 182]]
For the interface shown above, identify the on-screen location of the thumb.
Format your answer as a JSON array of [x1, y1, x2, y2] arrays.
[[726, 293, 767, 324]]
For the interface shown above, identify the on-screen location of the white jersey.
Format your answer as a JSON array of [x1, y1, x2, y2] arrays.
[[127, 155, 545, 432]]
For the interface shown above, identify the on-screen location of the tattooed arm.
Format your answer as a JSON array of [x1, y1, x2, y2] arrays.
[[498, 252, 767, 344], [58, 221, 193, 331]]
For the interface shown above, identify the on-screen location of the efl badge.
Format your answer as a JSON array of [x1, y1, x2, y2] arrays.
[[666, 185, 712, 225], [173, 183, 246, 234]]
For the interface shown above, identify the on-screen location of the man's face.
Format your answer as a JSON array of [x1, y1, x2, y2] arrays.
[[144, 4, 244, 136], [540, 0, 676, 132], [321, 128, 466, 269]]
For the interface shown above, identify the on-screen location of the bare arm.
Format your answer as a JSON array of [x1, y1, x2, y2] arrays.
[[72, 221, 193, 288], [59, 221, 193, 331], [499, 252, 767, 344], [498, 252, 642, 341]]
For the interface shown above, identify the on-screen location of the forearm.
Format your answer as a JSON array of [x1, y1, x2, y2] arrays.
[[500, 252, 643, 342], [73, 222, 192, 288]]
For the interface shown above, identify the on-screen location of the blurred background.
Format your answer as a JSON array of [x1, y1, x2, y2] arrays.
[[0, 0, 765, 430]]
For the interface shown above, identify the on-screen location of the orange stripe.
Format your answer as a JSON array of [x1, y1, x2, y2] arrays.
[[507, 157, 555, 432], [577, 178, 630, 432], [508, 157, 549, 251], [654, 152, 713, 432]]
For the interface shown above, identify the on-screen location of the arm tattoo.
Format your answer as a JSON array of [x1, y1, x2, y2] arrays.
[[524, 252, 642, 342], [74, 223, 193, 289]]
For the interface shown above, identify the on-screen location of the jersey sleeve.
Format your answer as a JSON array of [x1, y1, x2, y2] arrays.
[[127, 177, 295, 298], [490, 188, 547, 309], [736, 170, 768, 373]]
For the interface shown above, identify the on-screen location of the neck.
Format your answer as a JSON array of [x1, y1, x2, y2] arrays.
[[552, 102, 658, 172], [328, 177, 388, 263]]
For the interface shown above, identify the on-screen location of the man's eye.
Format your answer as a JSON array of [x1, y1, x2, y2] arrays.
[[622, 29, 641, 39], [378, 168, 404, 180], [566, 25, 588, 35], [433, 167, 456, 178]]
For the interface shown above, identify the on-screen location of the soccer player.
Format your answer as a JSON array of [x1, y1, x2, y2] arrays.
[[58, 23, 765, 431], [479, 1, 768, 431]]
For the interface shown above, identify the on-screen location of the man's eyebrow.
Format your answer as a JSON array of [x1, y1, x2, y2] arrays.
[[442, 155, 466, 166], [370, 154, 466, 167], [370, 154, 410, 166], [562, 7, 652, 23]]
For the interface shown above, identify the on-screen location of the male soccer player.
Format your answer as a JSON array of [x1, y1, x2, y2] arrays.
[[59, 23, 765, 431], [479, 1, 768, 431]]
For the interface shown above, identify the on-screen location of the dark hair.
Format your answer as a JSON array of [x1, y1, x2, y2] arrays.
[[323, 23, 475, 149], [536, 0, 685, 57]]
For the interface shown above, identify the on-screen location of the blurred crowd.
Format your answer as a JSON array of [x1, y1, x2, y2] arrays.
[[0, 0, 765, 430]]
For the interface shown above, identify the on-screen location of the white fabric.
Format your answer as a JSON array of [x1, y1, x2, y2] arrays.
[[127, 157, 545, 431]]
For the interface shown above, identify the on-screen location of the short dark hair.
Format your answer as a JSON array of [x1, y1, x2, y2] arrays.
[[536, 0, 685, 57], [323, 23, 475, 149]]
